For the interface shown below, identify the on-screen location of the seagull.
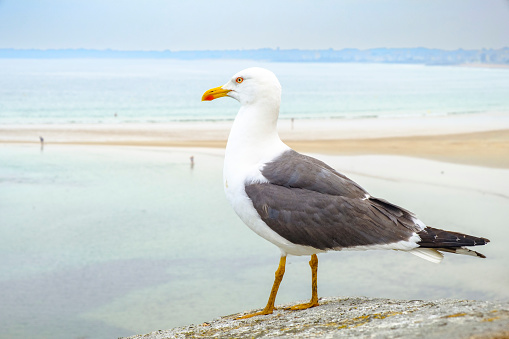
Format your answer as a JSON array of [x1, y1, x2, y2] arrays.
[[201, 67, 490, 319]]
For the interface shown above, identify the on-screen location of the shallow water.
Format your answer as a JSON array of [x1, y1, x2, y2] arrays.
[[1, 59, 509, 123], [0, 144, 508, 339]]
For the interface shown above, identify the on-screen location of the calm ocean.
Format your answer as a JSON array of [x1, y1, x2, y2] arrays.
[[1, 59, 509, 124]]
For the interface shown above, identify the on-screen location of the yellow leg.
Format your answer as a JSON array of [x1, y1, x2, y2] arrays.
[[287, 254, 319, 311], [237, 255, 286, 319]]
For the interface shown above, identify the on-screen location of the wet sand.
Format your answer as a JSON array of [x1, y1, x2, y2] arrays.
[[2, 114, 509, 169], [286, 130, 509, 169], [54, 130, 509, 169]]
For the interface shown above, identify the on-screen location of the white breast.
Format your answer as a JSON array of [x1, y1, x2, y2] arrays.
[[223, 142, 322, 256]]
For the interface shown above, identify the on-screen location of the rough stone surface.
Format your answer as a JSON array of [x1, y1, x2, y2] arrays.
[[122, 297, 509, 339]]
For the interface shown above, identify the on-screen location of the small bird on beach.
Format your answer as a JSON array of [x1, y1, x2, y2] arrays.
[[201, 67, 490, 319]]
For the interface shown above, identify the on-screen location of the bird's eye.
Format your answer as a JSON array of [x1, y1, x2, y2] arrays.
[[236, 77, 244, 83]]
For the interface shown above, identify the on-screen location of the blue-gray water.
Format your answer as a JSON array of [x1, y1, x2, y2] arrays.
[[1, 59, 509, 123], [1, 144, 508, 339]]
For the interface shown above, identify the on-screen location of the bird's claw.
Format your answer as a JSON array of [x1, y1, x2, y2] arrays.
[[236, 308, 274, 319], [285, 301, 319, 311]]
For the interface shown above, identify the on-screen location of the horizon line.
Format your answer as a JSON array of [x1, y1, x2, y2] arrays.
[[1, 46, 509, 52]]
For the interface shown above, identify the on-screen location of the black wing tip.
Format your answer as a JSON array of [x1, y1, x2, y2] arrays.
[[477, 251, 487, 259], [472, 236, 490, 245], [467, 249, 487, 259], [472, 236, 490, 246], [435, 247, 488, 258], [466, 248, 488, 259], [418, 226, 490, 248]]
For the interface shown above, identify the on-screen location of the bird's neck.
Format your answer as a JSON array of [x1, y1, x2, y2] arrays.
[[225, 102, 287, 167]]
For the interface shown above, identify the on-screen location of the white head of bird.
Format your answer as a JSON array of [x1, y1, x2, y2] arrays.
[[202, 67, 281, 107], [202, 67, 288, 163]]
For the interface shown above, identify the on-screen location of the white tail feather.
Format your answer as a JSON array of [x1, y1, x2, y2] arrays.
[[408, 248, 444, 264]]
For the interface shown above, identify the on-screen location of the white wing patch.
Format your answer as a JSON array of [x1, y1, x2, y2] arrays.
[[408, 248, 444, 264]]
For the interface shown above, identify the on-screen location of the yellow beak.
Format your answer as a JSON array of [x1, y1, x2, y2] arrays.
[[202, 86, 231, 101]]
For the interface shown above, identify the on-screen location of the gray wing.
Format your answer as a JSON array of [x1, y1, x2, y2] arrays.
[[261, 150, 367, 198], [246, 150, 421, 250]]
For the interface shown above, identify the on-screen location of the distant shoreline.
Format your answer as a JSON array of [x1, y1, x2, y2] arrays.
[[1, 47, 508, 66], [458, 63, 509, 69]]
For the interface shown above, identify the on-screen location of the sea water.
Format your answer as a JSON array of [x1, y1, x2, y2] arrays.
[[0, 144, 508, 339], [1, 59, 509, 124]]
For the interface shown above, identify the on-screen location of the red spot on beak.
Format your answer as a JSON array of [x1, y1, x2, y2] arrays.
[[204, 95, 215, 101]]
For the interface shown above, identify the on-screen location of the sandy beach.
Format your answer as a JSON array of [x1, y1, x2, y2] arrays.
[[2, 113, 509, 168], [286, 130, 509, 169]]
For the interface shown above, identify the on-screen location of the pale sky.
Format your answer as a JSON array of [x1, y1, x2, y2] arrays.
[[0, 0, 508, 51]]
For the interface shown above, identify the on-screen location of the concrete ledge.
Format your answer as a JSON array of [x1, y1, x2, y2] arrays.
[[123, 297, 509, 339]]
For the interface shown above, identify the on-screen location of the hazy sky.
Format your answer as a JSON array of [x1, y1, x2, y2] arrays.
[[1, 0, 508, 51]]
